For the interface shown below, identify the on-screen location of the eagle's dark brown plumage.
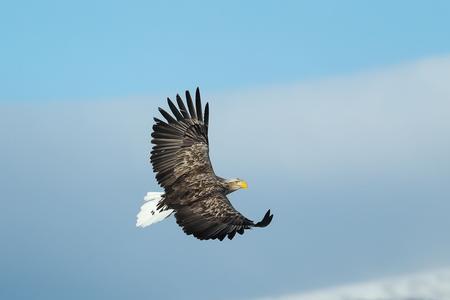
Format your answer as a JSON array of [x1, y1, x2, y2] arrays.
[[150, 88, 273, 240]]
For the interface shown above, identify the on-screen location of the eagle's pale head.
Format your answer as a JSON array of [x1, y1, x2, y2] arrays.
[[224, 178, 248, 194]]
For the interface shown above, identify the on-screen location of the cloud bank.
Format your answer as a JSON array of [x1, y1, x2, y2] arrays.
[[209, 55, 450, 180], [256, 268, 450, 300]]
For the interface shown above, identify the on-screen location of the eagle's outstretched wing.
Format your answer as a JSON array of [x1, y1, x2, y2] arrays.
[[150, 88, 272, 240], [151, 88, 212, 193], [175, 194, 273, 240]]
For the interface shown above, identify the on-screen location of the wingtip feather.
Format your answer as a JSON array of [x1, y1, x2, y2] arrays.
[[204, 102, 209, 127], [167, 97, 184, 121], [185, 90, 197, 119], [254, 209, 273, 228], [195, 87, 203, 122]]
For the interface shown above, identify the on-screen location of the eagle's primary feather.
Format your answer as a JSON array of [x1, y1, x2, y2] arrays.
[[144, 88, 273, 240]]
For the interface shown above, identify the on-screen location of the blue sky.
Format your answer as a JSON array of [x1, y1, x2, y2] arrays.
[[1, 2, 450, 300], [2, 0, 450, 101]]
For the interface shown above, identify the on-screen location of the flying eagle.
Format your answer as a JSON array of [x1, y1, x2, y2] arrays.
[[136, 88, 273, 240]]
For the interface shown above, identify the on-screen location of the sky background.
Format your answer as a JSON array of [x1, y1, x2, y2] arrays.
[[1, 1, 450, 300], [2, 0, 450, 102]]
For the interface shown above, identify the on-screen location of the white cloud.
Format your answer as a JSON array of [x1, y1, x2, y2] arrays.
[[208, 55, 450, 179], [255, 268, 450, 300]]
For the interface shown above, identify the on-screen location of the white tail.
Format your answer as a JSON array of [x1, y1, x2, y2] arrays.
[[136, 192, 173, 228]]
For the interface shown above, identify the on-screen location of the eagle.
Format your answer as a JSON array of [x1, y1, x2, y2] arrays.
[[136, 88, 273, 240]]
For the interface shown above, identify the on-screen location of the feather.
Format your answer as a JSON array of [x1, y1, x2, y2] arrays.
[[152, 144, 182, 151], [185, 90, 197, 119], [201, 223, 223, 238], [136, 192, 173, 228], [151, 139, 182, 146], [195, 87, 203, 122], [204, 102, 209, 127], [158, 108, 177, 124], [176, 94, 190, 118], [152, 125, 179, 136], [150, 150, 177, 160], [218, 232, 227, 241], [153, 117, 168, 126], [227, 230, 237, 240], [254, 210, 273, 227], [153, 120, 181, 133], [167, 98, 184, 121], [151, 131, 180, 139]]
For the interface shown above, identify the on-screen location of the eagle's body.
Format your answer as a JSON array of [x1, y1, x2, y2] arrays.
[[136, 88, 273, 240]]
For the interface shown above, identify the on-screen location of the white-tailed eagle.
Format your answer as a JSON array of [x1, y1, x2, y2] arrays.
[[136, 88, 273, 240]]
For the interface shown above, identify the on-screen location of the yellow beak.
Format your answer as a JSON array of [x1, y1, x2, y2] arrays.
[[238, 180, 248, 189]]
